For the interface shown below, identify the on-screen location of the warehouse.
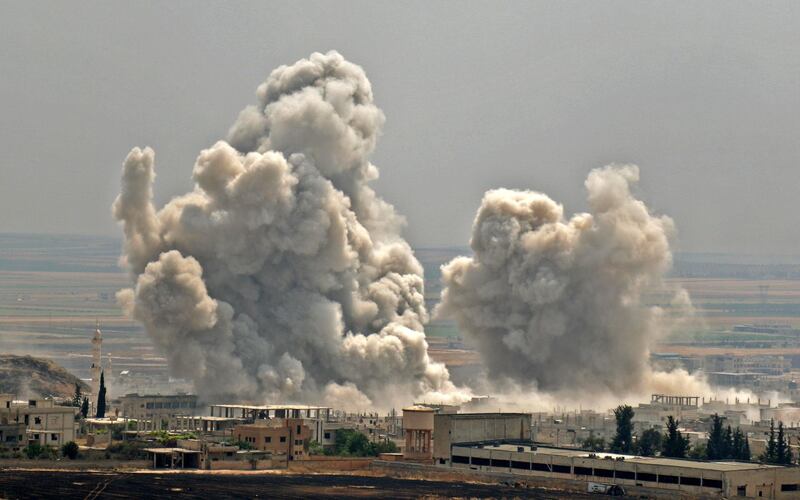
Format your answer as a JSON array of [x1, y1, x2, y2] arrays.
[[449, 443, 800, 498]]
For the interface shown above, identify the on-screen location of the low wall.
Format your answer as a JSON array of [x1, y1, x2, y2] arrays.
[[0, 458, 150, 470], [207, 459, 280, 471], [369, 461, 723, 500], [290, 457, 374, 472]]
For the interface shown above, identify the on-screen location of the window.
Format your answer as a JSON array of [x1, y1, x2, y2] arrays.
[[511, 461, 530, 470], [551, 464, 571, 474], [490, 459, 510, 468], [297, 425, 301, 434], [265, 437, 271, 443], [594, 468, 614, 478], [681, 476, 701, 486], [51, 434, 58, 441], [146, 403, 154, 409], [616, 470, 635, 480], [703, 479, 723, 489], [532, 462, 551, 472], [737, 485, 747, 496], [452, 455, 470, 464], [574, 466, 592, 476], [34, 417, 41, 425], [637, 472, 657, 483], [659, 474, 679, 484], [280, 436, 286, 443], [781, 484, 799, 492], [324, 432, 331, 440], [471, 457, 489, 466]]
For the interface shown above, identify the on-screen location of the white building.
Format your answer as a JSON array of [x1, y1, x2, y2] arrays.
[[0, 394, 78, 447]]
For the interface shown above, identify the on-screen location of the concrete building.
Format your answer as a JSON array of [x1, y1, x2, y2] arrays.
[[0, 422, 26, 449], [210, 404, 330, 442], [233, 418, 311, 460], [632, 394, 700, 428], [402, 405, 433, 460], [532, 410, 615, 447], [118, 393, 198, 431], [433, 413, 531, 465], [449, 443, 800, 498], [0, 394, 78, 447]]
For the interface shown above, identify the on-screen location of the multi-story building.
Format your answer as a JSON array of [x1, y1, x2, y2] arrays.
[[403, 406, 434, 460], [433, 412, 531, 466], [233, 418, 311, 460], [0, 422, 26, 449], [0, 394, 78, 447], [118, 393, 198, 431]]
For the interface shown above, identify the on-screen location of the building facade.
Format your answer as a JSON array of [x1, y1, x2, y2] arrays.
[[433, 413, 531, 465], [233, 418, 311, 459], [449, 443, 800, 498], [1, 394, 78, 447]]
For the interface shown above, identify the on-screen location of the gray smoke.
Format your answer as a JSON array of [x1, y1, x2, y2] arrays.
[[438, 165, 689, 396], [113, 51, 460, 407]]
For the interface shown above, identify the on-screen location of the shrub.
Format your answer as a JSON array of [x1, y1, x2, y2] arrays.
[[24, 443, 43, 459], [62, 441, 79, 459]]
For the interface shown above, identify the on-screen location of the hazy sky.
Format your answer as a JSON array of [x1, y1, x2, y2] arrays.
[[1, 1, 798, 255]]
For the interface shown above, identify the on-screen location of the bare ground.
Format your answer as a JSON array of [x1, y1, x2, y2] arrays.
[[0, 469, 598, 499]]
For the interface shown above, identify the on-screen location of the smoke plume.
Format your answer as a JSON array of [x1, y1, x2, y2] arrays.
[[438, 165, 690, 397], [113, 51, 459, 408]]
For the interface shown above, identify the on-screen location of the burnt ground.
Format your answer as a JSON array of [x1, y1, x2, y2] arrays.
[[0, 470, 599, 499]]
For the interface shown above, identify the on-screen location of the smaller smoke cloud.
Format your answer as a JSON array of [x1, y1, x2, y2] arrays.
[[438, 165, 692, 399]]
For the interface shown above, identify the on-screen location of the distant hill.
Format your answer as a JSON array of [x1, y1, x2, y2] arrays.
[[0, 354, 89, 399]]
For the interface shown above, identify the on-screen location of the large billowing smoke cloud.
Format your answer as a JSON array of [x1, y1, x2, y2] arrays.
[[113, 51, 460, 408], [438, 165, 692, 398]]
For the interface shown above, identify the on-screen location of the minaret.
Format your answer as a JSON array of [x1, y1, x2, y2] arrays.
[[91, 320, 103, 397]]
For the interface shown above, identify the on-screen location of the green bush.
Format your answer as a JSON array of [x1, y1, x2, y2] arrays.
[[24, 443, 43, 459], [24, 443, 57, 460], [327, 429, 397, 457], [106, 441, 148, 460], [62, 441, 79, 460]]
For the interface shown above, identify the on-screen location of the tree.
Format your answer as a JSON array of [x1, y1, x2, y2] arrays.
[[706, 414, 725, 460], [688, 443, 707, 460], [95, 371, 106, 418], [723, 425, 733, 459], [308, 440, 324, 455], [742, 435, 751, 461], [81, 397, 89, 418], [761, 419, 777, 463], [777, 421, 792, 465], [636, 428, 662, 457], [662, 416, 689, 458], [71, 383, 83, 408], [61, 441, 79, 460], [610, 405, 635, 454], [581, 434, 606, 452]]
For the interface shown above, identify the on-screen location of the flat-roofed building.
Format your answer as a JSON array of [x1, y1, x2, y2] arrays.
[[433, 413, 531, 465], [210, 404, 331, 441], [449, 443, 800, 498], [0, 397, 78, 447], [118, 393, 198, 431], [233, 418, 311, 460], [0, 422, 26, 449], [403, 405, 434, 460]]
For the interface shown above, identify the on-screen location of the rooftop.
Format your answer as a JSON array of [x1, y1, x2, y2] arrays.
[[473, 444, 780, 472], [439, 412, 530, 419], [209, 404, 331, 411]]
